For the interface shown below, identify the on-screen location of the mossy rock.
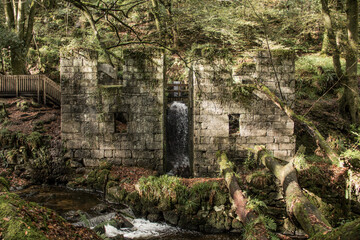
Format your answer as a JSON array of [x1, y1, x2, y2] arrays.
[[206, 211, 232, 232], [84, 169, 110, 191], [214, 191, 228, 206], [0, 177, 10, 192], [0, 193, 50, 240], [106, 186, 127, 203]]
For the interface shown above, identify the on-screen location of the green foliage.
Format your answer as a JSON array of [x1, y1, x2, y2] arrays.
[[293, 151, 308, 170], [244, 150, 259, 170], [16, 100, 30, 112], [231, 84, 254, 106], [138, 175, 184, 203], [138, 175, 227, 214], [246, 197, 268, 214], [295, 54, 345, 99], [0, 24, 21, 49], [0, 176, 10, 192], [243, 214, 278, 240], [78, 211, 91, 228]]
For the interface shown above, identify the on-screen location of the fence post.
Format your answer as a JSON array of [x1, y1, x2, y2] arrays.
[[16, 77, 19, 97], [37, 75, 40, 103], [43, 77, 46, 105]]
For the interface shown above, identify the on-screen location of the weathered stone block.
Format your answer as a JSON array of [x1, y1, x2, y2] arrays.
[[104, 150, 113, 158], [92, 150, 105, 159], [62, 122, 81, 133], [74, 150, 91, 158], [83, 159, 100, 167]]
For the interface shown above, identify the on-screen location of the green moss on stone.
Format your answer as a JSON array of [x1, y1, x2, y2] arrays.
[[0, 193, 50, 240]]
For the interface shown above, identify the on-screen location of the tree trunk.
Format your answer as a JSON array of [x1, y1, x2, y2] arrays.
[[339, 0, 359, 124], [10, 49, 27, 75], [320, 0, 343, 80], [218, 152, 270, 240], [321, 29, 330, 54], [253, 146, 332, 237], [310, 218, 360, 239]]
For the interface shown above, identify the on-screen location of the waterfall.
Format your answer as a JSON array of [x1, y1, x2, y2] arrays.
[[166, 101, 190, 177]]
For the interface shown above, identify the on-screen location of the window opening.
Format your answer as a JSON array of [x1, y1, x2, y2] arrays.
[[229, 114, 240, 135], [114, 113, 128, 133]]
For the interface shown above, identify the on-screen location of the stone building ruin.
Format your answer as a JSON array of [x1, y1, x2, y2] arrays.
[[60, 48, 295, 177]]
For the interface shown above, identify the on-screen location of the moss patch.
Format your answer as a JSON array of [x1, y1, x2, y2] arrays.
[[0, 193, 100, 240]]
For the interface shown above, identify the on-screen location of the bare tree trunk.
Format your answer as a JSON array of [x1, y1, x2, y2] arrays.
[[339, 0, 359, 124], [320, 0, 343, 80], [3, 0, 38, 75], [253, 146, 332, 237], [321, 29, 330, 54], [10, 49, 27, 75]]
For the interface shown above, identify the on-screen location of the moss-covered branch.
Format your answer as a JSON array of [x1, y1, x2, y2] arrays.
[[218, 152, 270, 239], [253, 146, 332, 237]]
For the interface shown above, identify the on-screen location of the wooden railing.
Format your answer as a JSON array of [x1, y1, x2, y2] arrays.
[[0, 75, 61, 105]]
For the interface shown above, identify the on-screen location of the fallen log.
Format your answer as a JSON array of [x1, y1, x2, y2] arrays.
[[253, 146, 332, 237], [310, 218, 360, 240], [218, 152, 270, 240]]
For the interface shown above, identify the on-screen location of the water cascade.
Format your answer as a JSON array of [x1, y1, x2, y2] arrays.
[[166, 101, 191, 177]]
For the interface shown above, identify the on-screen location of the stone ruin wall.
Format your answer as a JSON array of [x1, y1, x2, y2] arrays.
[[60, 48, 295, 177], [60, 49, 164, 171], [192, 50, 296, 177]]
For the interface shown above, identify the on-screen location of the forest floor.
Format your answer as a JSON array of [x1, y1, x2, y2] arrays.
[[0, 97, 60, 139]]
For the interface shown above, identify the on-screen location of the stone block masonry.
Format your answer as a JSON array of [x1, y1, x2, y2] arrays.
[[60, 48, 295, 177], [60, 48, 164, 171], [192, 50, 296, 177]]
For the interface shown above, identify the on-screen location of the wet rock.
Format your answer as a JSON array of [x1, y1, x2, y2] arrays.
[[93, 214, 133, 234], [106, 186, 127, 203], [178, 214, 203, 231], [117, 214, 134, 228], [64, 210, 90, 223], [119, 207, 136, 219], [147, 213, 161, 222], [91, 203, 109, 214], [163, 210, 179, 225], [74, 212, 116, 228]]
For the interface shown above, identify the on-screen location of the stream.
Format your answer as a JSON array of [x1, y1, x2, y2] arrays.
[[16, 185, 241, 240]]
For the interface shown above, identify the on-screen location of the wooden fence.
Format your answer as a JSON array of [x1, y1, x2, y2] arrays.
[[0, 75, 61, 105]]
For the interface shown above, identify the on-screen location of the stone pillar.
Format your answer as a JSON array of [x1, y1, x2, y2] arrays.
[[120, 49, 165, 172], [60, 49, 99, 167]]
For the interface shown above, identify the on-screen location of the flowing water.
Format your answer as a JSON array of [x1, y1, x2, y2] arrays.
[[16, 185, 104, 216], [166, 101, 191, 177], [17, 185, 241, 240]]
